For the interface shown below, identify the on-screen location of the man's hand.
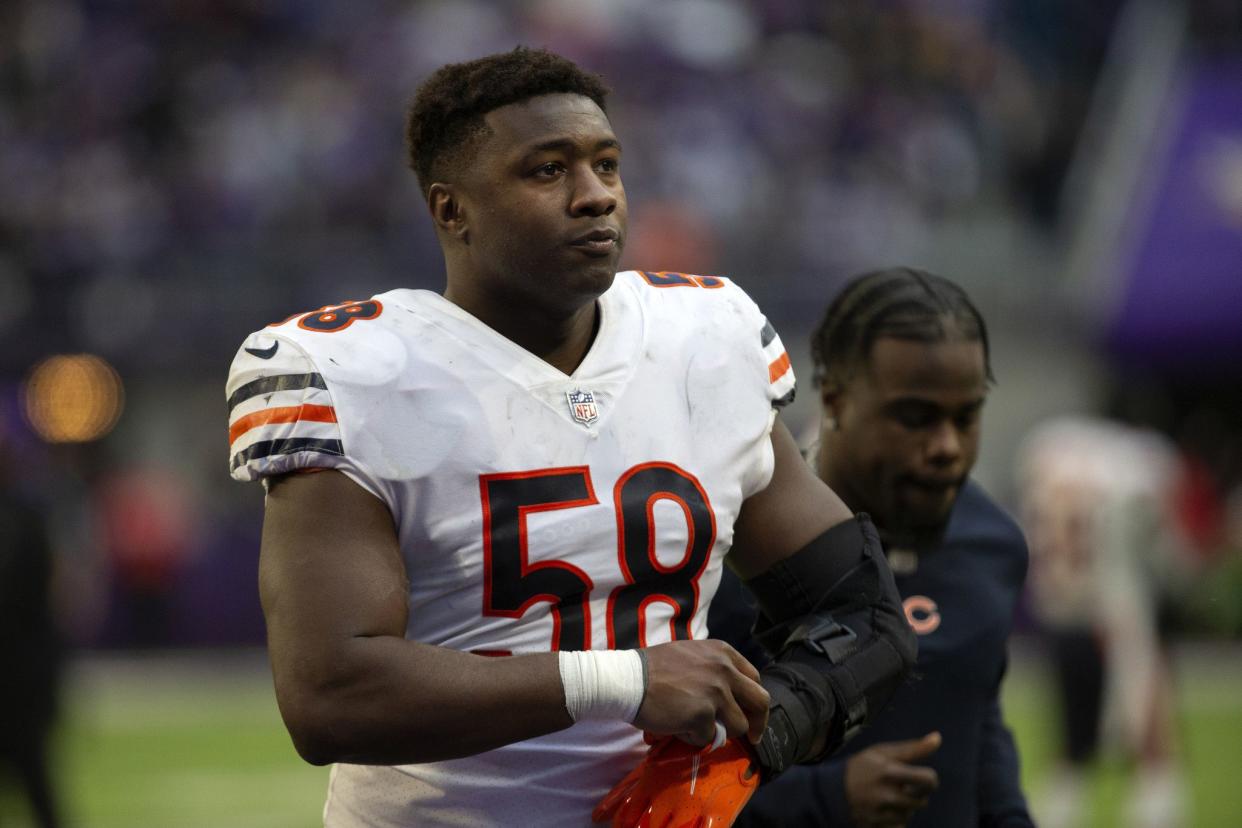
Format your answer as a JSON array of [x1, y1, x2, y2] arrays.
[[634, 640, 769, 746], [593, 735, 759, 827], [844, 732, 941, 827]]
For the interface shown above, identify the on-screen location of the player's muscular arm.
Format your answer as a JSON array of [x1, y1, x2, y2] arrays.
[[728, 419, 854, 579], [725, 420, 851, 759], [726, 419, 917, 776], [260, 469, 574, 765]]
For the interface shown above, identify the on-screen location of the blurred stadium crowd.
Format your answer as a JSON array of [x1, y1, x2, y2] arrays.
[[1, 0, 1241, 652]]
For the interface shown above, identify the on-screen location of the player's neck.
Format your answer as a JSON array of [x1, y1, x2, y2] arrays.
[[444, 284, 600, 375], [522, 303, 600, 374]]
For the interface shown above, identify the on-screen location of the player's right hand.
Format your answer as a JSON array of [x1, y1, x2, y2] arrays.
[[844, 732, 940, 827], [634, 639, 769, 747]]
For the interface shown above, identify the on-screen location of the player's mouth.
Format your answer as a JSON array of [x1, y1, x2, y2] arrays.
[[569, 227, 620, 256], [898, 476, 961, 502], [905, 477, 958, 492]]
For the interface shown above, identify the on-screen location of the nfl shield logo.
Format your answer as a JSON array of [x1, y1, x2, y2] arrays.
[[566, 389, 599, 426]]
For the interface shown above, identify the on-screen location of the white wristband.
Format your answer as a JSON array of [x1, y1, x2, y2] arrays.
[[558, 649, 647, 723]]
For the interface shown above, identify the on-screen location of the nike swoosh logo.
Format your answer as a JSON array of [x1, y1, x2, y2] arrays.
[[245, 342, 279, 359]]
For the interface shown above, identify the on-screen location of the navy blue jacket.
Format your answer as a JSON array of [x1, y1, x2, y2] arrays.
[[712, 480, 1034, 827]]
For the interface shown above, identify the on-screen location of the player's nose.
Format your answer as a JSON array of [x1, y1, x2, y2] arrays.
[[569, 169, 617, 217], [925, 421, 962, 464]]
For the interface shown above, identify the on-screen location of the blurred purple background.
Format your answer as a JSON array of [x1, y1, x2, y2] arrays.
[[1, 0, 1240, 649]]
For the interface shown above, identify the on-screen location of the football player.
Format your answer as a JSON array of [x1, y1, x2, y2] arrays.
[[1017, 415, 1188, 828], [716, 268, 1035, 827], [227, 48, 915, 827]]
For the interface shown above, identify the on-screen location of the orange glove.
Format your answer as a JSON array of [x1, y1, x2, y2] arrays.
[[593, 735, 760, 827]]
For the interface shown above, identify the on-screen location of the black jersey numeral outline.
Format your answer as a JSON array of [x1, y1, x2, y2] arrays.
[[480, 468, 598, 651], [607, 463, 716, 648], [479, 463, 715, 651]]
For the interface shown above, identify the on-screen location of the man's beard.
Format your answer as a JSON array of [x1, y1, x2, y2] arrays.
[[877, 510, 953, 552], [877, 474, 966, 551]]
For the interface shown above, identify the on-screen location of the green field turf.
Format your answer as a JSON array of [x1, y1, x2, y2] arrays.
[[1, 651, 327, 828], [1, 643, 1239, 827], [1004, 644, 1242, 828]]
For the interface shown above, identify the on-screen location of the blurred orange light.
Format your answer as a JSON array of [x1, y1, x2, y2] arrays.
[[22, 354, 125, 443]]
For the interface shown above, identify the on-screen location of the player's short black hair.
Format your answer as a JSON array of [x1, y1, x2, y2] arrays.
[[405, 47, 610, 198], [811, 266, 994, 389]]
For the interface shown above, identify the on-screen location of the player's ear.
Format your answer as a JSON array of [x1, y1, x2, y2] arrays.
[[428, 183, 469, 241], [819, 384, 843, 432], [819, 381, 840, 411]]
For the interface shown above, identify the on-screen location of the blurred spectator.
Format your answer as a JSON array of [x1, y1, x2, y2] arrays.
[[0, 1, 1153, 659], [0, 0, 1115, 378], [0, 442, 63, 828], [1016, 415, 1193, 828], [95, 466, 195, 647], [1, 0, 1237, 659]]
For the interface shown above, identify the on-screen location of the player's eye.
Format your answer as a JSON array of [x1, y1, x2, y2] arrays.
[[533, 162, 563, 178], [898, 413, 934, 429], [596, 157, 620, 174], [953, 404, 983, 430], [890, 404, 937, 430]]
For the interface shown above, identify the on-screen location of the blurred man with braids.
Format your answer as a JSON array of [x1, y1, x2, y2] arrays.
[[226, 49, 915, 826], [716, 267, 1034, 827]]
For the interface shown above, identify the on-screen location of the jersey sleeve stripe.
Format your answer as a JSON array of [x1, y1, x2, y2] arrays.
[[229, 437, 345, 472], [228, 384, 332, 423], [760, 320, 777, 348], [226, 372, 328, 412], [767, 352, 792, 384], [228, 403, 338, 446]]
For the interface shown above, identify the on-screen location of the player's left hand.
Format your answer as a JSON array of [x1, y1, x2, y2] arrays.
[[843, 732, 940, 827], [592, 733, 759, 827]]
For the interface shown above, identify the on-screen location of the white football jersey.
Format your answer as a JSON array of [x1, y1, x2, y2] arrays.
[[1015, 416, 1187, 755], [226, 270, 795, 827]]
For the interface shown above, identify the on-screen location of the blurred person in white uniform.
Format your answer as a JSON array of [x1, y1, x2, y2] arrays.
[[1016, 415, 1190, 828]]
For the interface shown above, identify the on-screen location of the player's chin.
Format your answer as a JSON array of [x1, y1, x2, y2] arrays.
[[896, 489, 957, 531], [889, 511, 953, 548], [566, 258, 619, 294]]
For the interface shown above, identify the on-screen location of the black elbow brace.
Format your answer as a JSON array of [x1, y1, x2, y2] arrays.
[[747, 514, 917, 778]]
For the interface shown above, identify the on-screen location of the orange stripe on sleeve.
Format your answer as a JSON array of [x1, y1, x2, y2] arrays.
[[229, 404, 338, 445], [768, 352, 791, 384]]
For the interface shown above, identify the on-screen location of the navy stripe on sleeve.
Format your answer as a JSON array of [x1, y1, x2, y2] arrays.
[[229, 437, 344, 472], [760, 320, 777, 347], [227, 373, 328, 412]]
